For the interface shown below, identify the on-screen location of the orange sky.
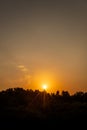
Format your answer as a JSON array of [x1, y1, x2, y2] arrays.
[[0, 0, 87, 94]]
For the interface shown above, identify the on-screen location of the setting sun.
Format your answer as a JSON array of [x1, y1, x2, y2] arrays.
[[42, 84, 48, 90]]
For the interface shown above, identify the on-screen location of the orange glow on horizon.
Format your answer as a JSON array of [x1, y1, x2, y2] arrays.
[[42, 84, 48, 90], [30, 70, 62, 93]]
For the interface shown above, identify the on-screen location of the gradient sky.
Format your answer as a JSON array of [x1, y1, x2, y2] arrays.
[[0, 0, 87, 94]]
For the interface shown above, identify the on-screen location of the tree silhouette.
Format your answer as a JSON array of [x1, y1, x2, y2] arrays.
[[0, 87, 87, 129]]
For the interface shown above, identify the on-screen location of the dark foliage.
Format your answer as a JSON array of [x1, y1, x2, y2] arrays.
[[0, 87, 87, 129]]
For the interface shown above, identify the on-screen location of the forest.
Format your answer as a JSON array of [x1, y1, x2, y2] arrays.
[[0, 87, 87, 129]]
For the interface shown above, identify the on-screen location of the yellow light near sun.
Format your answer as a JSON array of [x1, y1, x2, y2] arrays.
[[31, 70, 59, 93], [42, 84, 48, 90]]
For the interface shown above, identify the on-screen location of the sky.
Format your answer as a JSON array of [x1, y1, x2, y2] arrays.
[[0, 0, 87, 94]]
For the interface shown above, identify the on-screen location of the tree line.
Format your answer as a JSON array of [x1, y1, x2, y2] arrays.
[[0, 87, 87, 128]]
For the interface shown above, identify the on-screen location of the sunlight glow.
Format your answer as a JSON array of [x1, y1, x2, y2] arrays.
[[42, 84, 48, 90]]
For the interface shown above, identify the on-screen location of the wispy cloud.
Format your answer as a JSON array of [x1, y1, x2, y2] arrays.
[[16, 65, 32, 86], [17, 65, 28, 72]]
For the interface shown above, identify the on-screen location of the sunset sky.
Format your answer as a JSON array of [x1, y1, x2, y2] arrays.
[[0, 0, 87, 94]]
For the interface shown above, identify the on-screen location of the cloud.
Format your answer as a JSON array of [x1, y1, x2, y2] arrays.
[[17, 64, 32, 85], [17, 65, 28, 72]]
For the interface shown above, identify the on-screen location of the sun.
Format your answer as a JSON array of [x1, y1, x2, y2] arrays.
[[42, 84, 48, 90]]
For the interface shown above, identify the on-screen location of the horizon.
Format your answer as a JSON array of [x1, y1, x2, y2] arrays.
[[0, 85, 86, 95]]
